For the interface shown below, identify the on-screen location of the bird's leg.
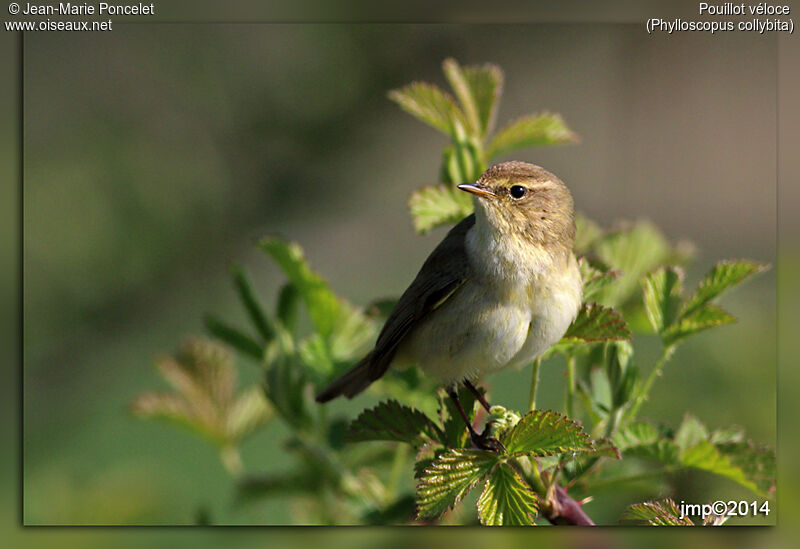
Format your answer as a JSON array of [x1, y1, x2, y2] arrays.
[[463, 379, 492, 413], [447, 386, 504, 453]]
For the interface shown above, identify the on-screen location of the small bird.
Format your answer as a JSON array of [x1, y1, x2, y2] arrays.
[[316, 161, 582, 450]]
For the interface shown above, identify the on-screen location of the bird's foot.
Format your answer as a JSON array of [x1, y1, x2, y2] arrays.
[[469, 423, 506, 453]]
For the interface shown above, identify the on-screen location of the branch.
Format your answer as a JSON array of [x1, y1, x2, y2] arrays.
[[545, 485, 595, 526]]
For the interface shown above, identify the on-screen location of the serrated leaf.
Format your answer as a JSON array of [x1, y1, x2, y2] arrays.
[[662, 304, 736, 347], [562, 303, 631, 342], [258, 237, 375, 359], [231, 266, 274, 343], [623, 499, 693, 526], [346, 400, 444, 447], [442, 58, 503, 138], [389, 82, 467, 135], [592, 221, 673, 307], [416, 449, 497, 519], [476, 462, 538, 525], [642, 266, 684, 334], [682, 441, 775, 497], [682, 260, 768, 319], [501, 409, 594, 457], [408, 184, 474, 234], [487, 113, 578, 158], [579, 258, 621, 302], [674, 414, 709, 451], [203, 314, 263, 361], [613, 422, 681, 466]]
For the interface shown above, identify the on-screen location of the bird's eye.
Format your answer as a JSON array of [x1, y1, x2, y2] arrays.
[[509, 185, 527, 199]]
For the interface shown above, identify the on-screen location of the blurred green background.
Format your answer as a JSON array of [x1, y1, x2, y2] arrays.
[[21, 25, 775, 525]]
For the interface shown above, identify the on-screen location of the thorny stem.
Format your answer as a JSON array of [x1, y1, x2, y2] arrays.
[[628, 345, 676, 421], [528, 357, 542, 412]]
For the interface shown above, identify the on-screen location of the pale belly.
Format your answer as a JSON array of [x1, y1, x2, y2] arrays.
[[396, 260, 582, 385]]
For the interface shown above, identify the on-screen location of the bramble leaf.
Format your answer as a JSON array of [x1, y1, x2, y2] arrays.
[[203, 314, 264, 361], [682, 260, 768, 319], [574, 214, 603, 254], [487, 113, 578, 158], [592, 221, 673, 306], [416, 449, 497, 519], [231, 266, 274, 343], [623, 499, 693, 526], [408, 184, 473, 234], [388, 82, 467, 135], [642, 266, 684, 334], [681, 441, 775, 497], [442, 58, 503, 138], [579, 258, 621, 302], [501, 409, 594, 457], [258, 237, 375, 360], [562, 303, 631, 342], [476, 462, 538, 525], [346, 399, 444, 447], [662, 304, 736, 347], [275, 282, 300, 333], [674, 413, 709, 452]]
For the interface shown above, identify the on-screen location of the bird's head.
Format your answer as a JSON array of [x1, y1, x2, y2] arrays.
[[458, 161, 575, 249]]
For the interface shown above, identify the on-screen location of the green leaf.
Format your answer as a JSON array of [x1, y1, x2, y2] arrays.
[[258, 237, 375, 359], [613, 422, 681, 466], [416, 449, 497, 519], [225, 386, 273, 441], [264, 354, 311, 430], [275, 282, 300, 333], [388, 82, 467, 135], [231, 266, 274, 343], [476, 462, 538, 525], [642, 266, 684, 334], [623, 499, 693, 526], [501, 409, 594, 457], [682, 260, 768, 319], [562, 303, 631, 342], [487, 112, 578, 158], [408, 184, 474, 234], [579, 258, 621, 302], [203, 314, 263, 361], [346, 400, 444, 447], [681, 441, 775, 497], [574, 214, 603, 254], [442, 58, 503, 138], [674, 413, 709, 452], [715, 441, 776, 497], [592, 221, 673, 307], [297, 334, 338, 382], [662, 304, 736, 347]]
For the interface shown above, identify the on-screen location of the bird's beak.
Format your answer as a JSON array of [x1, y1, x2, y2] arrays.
[[457, 183, 496, 199]]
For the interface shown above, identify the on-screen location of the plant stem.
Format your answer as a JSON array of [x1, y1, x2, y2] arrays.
[[528, 357, 542, 412], [565, 356, 576, 418], [627, 345, 675, 421]]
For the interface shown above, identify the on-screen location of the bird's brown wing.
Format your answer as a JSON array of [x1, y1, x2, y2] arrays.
[[315, 214, 475, 402]]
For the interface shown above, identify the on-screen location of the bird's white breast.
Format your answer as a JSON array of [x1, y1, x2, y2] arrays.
[[397, 223, 582, 385]]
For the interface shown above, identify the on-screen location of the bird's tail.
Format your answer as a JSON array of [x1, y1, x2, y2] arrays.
[[315, 352, 376, 403]]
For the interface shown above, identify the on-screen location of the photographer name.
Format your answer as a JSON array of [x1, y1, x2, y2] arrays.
[[22, 3, 155, 15]]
